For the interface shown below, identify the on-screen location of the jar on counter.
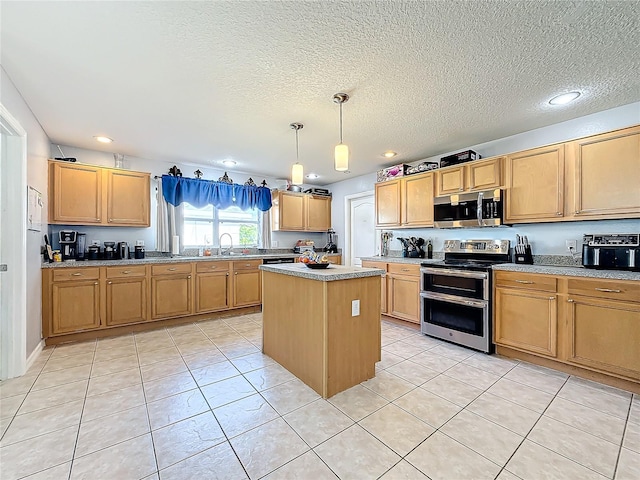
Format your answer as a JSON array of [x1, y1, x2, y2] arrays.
[[53, 250, 62, 262]]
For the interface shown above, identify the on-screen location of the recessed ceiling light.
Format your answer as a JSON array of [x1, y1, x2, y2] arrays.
[[94, 136, 113, 143], [382, 151, 397, 158], [221, 160, 237, 167], [306, 173, 319, 179], [548, 91, 581, 105]]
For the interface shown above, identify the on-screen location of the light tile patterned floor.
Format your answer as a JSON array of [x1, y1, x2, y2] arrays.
[[1, 313, 639, 480]]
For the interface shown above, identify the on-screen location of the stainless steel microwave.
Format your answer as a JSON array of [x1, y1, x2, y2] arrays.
[[434, 189, 504, 228]]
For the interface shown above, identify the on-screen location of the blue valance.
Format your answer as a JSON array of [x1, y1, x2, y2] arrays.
[[161, 175, 272, 211]]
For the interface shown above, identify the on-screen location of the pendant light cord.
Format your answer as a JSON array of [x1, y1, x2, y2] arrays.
[[339, 102, 343, 144], [295, 128, 300, 163]]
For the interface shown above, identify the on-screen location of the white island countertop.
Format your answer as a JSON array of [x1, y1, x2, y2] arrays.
[[259, 263, 384, 282]]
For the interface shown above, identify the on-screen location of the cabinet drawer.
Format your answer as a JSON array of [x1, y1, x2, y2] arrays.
[[568, 278, 640, 303], [52, 267, 100, 282], [494, 271, 557, 292], [233, 259, 263, 271], [196, 261, 230, 273], [387, 263, 420, 277], [362, 261, 387, 271], [151, 263, 192, 276], [106, 265, 147, 278]]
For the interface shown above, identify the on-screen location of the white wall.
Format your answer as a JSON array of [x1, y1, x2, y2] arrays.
[[48, 146, 326, 251], [328, 102, 640, 257], [1, 67, 50, 357]]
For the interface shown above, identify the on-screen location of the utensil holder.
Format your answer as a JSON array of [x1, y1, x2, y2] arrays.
[[514, 245, 533, 265]]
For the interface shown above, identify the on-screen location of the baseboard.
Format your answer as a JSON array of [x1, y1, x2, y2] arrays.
[[25, 339, 45, 372]]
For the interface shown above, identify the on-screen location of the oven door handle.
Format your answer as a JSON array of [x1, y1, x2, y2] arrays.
[[420, 267, 488, 280], [420, 291, 487, 308]]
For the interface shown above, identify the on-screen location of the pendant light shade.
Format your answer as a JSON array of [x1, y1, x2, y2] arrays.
[[290, 122, 304, 185], [333, 93, 350, 172]]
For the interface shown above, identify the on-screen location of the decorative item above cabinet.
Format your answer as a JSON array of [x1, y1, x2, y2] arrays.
[[48, 160, 150, 227]]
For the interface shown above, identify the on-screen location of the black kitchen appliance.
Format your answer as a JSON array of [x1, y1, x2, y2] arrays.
[[118, 242, 130, 260], [103, 241, 116, 260], [324, 229, 338, 254], [434, 189, 504, 228], [88, 244, 101, 260], [76, 233, 87, 260], [398, 237, 425, 258], [135, 245, 145, 259], [59, 230, 77, 261], [582, 233, 639, 271], [420, 239, 511, 353]]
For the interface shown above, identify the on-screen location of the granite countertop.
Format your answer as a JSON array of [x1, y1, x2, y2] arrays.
[[42, 252, 341, 269], [259, 263, 385, 282], [493, 263, 640, 281]]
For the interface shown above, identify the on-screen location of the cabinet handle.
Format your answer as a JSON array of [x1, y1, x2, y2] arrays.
[[226, 272, 229, 276], [188, 275, 191, 279], [567, 299, 574, 303], [514, 280, 534, 284], [122, 270, 132, 274], [556, 212, 562, 216], [209, 265, 217, 269], [108, 281, 112, 285], [235, 272, 238, 275], [71, 273, 83, 276], [245, 263, 251, 267], [595, 288, 621, 293], [168, 267, 177, 271], [109, 218, 113, 222], [549, 296, 555, 300], [94, 282, 98, 285], [459, 187, 464, 191], [575, 210, 580, 214]]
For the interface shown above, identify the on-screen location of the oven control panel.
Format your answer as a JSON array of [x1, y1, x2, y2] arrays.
[[444, 239, 510, 255], [583, 233, 639, 247]]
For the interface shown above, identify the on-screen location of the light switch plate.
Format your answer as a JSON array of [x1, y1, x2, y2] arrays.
[[351, 299, 360, 316]]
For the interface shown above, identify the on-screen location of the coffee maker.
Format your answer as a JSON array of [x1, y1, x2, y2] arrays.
[[324, 229, 338, 253], [59, 230, 77, 261]]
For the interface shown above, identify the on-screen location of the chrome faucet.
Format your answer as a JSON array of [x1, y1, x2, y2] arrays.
[[218, 233, 233, 255]]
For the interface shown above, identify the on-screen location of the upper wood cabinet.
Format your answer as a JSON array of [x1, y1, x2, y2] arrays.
[[375, 172, 434, 228], [436, 157, 503, 196], [567, 125, 640, 220], [504, 144, 565, 223], [49, 160, 150, 227], [271, 191, 331, 232]]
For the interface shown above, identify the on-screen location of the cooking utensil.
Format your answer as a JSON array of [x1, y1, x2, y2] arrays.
[[44, 234, 53, 262]]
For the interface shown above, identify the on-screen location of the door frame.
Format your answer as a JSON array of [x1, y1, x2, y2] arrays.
[[343, 190, 374, 267], [0, 103, 28, 380]]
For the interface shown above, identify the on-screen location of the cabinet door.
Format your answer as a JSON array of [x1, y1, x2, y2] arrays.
[[106, 277, 147, 326], [233, 270, 261, 307], [375, 180, 401, 227], [468, 157, 503, 192], [402, 173, 434, 226], [327, 255, 342, 265], [565, 296, 640, 380], [151, 275, 192, 319], [307, 195, 331, 231], [50, 162, 102, 224], [388, 275, 420, 323], [570, 125, 640, 219], [280, 193, 306, 230], [51, 281, 101, 334], [362, 261, 387, 314], [106, 170, 150, 226], [494, 287, 557, 357], [436, 166, 465, 196], [195, 271, 230, 313], [505, 144, 564, 223]]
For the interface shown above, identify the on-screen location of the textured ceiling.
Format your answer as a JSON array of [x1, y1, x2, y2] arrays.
[[2, 1, 639, 185]]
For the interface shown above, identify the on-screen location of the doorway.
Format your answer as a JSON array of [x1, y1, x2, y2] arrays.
[[0, 104, 28, 380], [344, 191, 375, 266]]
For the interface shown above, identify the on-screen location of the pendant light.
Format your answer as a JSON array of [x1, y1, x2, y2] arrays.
[[290, 122, 304, 185], [333, 92, 350, 172]]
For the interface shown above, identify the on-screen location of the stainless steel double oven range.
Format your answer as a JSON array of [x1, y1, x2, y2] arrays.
[[420, 239, 511, 353]]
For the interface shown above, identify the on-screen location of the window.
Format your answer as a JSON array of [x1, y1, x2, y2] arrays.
[[183, 203, 259, 248]]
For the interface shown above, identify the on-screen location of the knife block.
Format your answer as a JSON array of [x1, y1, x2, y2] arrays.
[[514, 245, 533, 265]]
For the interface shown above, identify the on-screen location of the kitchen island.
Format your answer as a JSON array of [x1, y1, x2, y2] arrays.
[[259, 263, 384, 398]]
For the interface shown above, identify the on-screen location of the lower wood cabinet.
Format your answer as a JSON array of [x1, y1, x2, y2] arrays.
[[195, 273, 230, 314], [151, 274, 193, 319], [361, 261, 419, 323], [494, 271, 640, 386], [51, 280, 101, 334], [232, 260, 262, 307], [106, 277, 147, 326]]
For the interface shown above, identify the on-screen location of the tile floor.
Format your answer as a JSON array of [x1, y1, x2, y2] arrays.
[[1, 313, 639, 480]]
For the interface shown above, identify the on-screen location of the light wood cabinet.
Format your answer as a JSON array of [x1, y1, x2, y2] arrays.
[[435, 157, 503, 196], [106, 170, 150, 226], [195, 271, 230, 313], [375, 180, 401, 227], [402, 173, 435, 227], [151, 264, 193, 319], [494, 275, 558, 358], [362, 260, 388, 314], [232, 260, 262, 307], [505, 144, 565, 223], [271, 191, 331, 232], [106, 277, 147, 326], [362, 261, 419, 323], [49, 267, 101, 335], [326, 255, 342, 265], [50, 162, 102, 224], [567, 125, 640, 220], [49, 160, 150, 227]]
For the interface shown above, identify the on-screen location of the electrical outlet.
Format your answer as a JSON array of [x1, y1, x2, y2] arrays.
[[565, 240, 577, 252], [351, 299, 360, 317]]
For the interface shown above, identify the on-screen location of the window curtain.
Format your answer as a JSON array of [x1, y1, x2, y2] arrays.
[[260, 209, 272, 249], [161, 175, 272, 211], [156, 178, 184, 253]]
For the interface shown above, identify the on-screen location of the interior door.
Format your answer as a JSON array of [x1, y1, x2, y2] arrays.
[[348, 193, 375, 266]]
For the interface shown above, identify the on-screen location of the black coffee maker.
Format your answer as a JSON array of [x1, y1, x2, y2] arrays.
[[59, 231, 77, 261], [324, 229, 338, 253]]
